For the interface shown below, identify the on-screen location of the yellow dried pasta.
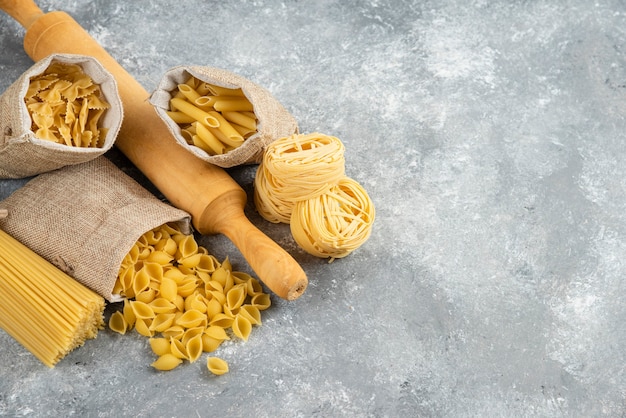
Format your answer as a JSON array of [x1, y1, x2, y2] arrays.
[[25, 62, 110, 148], [152, 353, 183, 371], [167, 76, 257, 156], [254, 132, 346, 223], [207, 356, 229, 375], [290, 177, 376, 260], [0, 229, 104, 367], [108, 223, 271, 374], [254, 132, 375, 260]]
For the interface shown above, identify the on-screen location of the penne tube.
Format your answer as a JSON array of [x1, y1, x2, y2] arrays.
[[222, 111, 257, 131], [230, 122, 256, 138], [194, 123, 226, 155], [208, 125, 244, 149], [207, 111, 245, 147], [184, 76, 198, 89], [212, 96, 254, 112], [180, 127, 194, 144], [170, 98, 219, 128], [178, 84, 201, 102], [195, 82, 213, 96], [193, 96, 218, 110], [166, 111, 196, 124], [206, 84, 245, 97]]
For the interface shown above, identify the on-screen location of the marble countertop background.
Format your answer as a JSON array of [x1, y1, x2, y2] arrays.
[[0, 0, 625, 416]]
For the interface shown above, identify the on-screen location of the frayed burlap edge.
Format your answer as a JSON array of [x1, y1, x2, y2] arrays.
[[0, 156, 190, 301], [149, 65, 298, 168], [0, 54, 123, 179]]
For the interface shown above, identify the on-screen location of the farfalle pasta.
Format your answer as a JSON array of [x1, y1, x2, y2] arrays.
[[0, 54, 123, 178], [25, 62, 110, 147]]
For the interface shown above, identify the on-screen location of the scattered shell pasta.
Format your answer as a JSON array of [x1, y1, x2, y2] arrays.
[[207, 356, 229, 376], [108, 223, 270, 374]]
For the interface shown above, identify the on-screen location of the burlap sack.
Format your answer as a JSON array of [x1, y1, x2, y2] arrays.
[[0, 54, 123, 179], [0, 156, 191, 302], [149, 65, 298, 168]]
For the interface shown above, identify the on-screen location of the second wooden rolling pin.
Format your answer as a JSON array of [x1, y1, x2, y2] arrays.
[[0, 0, 307, 300]]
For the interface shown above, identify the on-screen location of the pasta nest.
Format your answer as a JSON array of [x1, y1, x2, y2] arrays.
[[254, 132, 346, 223], [254, 132, 375, 259], [290, 177, 375, 259]]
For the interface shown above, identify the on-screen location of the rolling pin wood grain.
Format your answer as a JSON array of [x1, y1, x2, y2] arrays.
[[0, 0, 307, 300]]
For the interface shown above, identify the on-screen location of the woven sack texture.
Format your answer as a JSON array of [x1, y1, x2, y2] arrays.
[[0, 54, 123, 178], [0, 156, 190, 301], [149, 65, 298, 168]]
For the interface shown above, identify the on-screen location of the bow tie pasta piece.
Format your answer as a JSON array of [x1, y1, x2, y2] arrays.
[[25, 62, 111, 148]]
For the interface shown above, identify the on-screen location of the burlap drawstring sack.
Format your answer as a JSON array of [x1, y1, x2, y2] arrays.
[[0, 156, 191, 301], [149, 65, 298, 168], [0, 54, 123, 179]]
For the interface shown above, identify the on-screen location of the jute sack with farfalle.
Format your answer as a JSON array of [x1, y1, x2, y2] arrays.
[[149, 65, 298, 168], [0, 54, 123, 178], [0, 156, 190, 301]]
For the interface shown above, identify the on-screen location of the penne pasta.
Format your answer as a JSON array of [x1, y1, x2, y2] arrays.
[[170, 97, 219, 128], [212, 96, 254, 112], [166, 111, 196, 124], [166, 76, 258, 155], [221, 111, 257, 131]]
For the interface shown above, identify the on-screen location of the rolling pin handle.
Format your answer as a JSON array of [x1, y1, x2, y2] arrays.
[[0, 0, 45, 29]]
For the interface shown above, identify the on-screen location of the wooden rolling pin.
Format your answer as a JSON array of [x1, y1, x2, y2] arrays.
[[0, 0, 307, 300]]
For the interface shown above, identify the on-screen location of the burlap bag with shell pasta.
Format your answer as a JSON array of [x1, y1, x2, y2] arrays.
[[149, 65, 298, 168], [0, 54, 123, 178], [0, 156, 191, 301]]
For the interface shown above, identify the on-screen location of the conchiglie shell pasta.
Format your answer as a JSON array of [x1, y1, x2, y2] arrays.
[[232, 314, 252, 341], [207, 357, 229, 375], [108, 223, 270, 375], [108, 311, 128, 334], [149, 338, 172, 356], [152, 354, 183, 371]]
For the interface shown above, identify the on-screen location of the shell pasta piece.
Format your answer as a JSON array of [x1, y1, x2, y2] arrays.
[[152, 354, 183, 371], [108, 223, 270, 374], [207, 357, 229, 375]]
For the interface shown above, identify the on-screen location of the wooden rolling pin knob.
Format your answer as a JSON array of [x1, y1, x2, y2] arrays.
[[0, 0, 307, 300]]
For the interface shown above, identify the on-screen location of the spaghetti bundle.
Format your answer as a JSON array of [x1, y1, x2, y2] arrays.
[[254, 133, 375, 260], [0, 228, 105, 367]]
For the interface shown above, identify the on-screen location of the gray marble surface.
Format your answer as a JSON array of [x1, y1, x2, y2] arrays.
[[1, 0, 625, 416]]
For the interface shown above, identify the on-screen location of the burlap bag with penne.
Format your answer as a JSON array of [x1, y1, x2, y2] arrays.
[[0, 156, 191, 301], [149, 65, 298, 168], [0, 53, 123, 178]]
